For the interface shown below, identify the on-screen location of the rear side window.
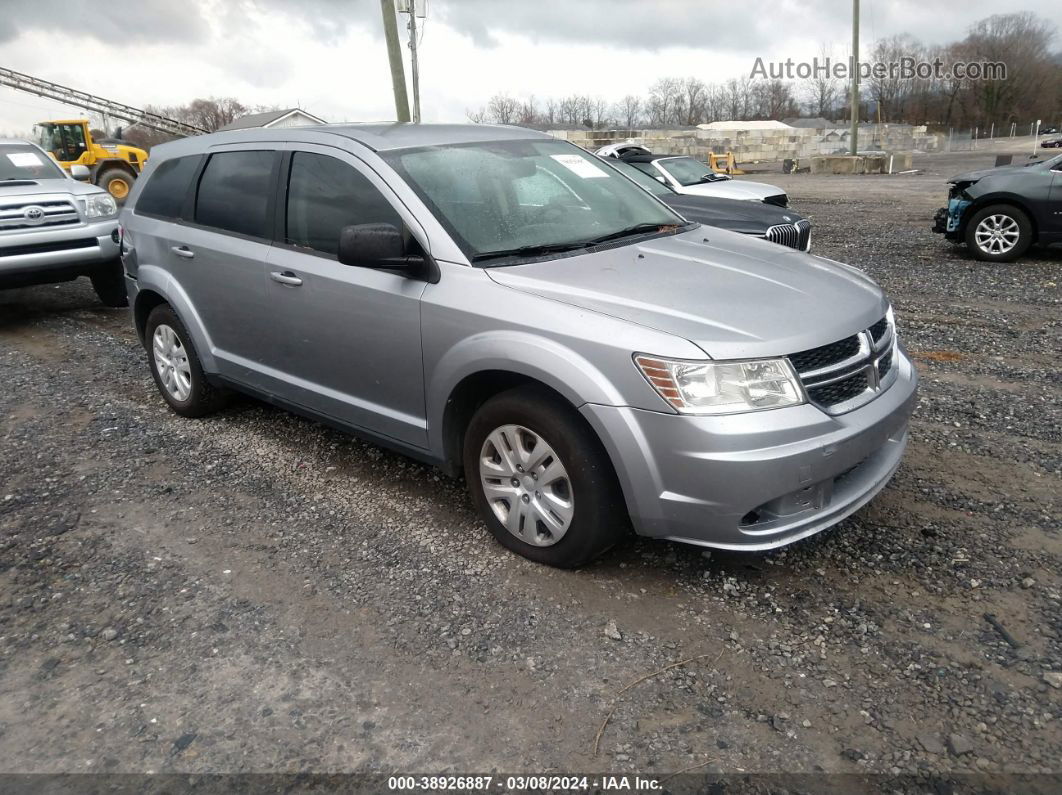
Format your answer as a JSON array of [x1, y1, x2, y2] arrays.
[[285, 152, 402, 256], [136, 155, 202, 219], [195, 151, 275, 238]]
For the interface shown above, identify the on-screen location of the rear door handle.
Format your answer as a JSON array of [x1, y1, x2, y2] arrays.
[[171, 246, 195, 259], [270, 270, 303, 287]]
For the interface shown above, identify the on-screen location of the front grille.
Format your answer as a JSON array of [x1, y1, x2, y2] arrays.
[[789, 336, 860, 372], [807, 372, 869, 406], [0, 237, 97, 258], [788, 314, 897, 413], [763, 193, 789, 208], [765, 220, 811, 251], [0, 199, 80, 231], [869, 317, 888, 343]]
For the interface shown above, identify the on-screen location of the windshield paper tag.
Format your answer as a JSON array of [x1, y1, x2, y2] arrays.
[[7, 152, 44, 167], [550, 154, 608, 178]]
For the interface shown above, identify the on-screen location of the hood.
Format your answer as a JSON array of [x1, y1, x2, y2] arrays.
[[674, 178, 785, 202], [661, 194, 805, 233], [486, 227, 886, 360], [949, 163, 1043, 183], [0, 178, 107, 199]]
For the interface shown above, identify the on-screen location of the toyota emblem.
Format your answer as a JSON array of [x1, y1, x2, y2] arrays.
[[22, 206, 46, 225]]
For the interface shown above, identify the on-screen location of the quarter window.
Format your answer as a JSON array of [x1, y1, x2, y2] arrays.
[[285, 152, 402, 256], [136, 155, 202, 220], [194, 151, 275, 238]]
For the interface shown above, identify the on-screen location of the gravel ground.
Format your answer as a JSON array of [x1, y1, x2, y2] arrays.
[[0, 145, 1059, 784]]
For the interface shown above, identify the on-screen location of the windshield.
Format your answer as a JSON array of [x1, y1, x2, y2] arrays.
[[610, 159, 673, 196], [383, 139, 684, 263], [657, 157, 719, 187], [0, 143, 66, 180]]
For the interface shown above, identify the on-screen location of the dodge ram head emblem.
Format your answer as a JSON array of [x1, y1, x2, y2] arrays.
[[22, 206, 45, 225]]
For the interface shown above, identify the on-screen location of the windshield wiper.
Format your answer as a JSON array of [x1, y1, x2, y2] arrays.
[[471, 241, 594, 262], [472, 223, 683, 263], [582, 222, 680, 246]]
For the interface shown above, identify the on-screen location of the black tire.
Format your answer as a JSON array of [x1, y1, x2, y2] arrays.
[[463, 385, 628, 568], [964, 204, 1033, 262], [89, 259, 128, 307], [97, 169, 135, 203], [144, 304, 228, 418]]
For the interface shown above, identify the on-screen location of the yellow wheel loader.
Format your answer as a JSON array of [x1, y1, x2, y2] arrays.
[[35, 119, 148, 202]]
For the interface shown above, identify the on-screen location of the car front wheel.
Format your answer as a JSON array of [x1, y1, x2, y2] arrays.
[[965, 204, 1032, 262], [463, 385, 627, 568]]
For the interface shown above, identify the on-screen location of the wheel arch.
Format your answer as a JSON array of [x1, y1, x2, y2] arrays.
[[131, 266, 218, 372], [960, 194, 1039, 242], [431, 334, 630, 477]]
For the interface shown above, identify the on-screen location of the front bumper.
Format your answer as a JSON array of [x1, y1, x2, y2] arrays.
[[0, 219, 120, 278], [581, 346, 918, 551], [933, 196, 970, 239]]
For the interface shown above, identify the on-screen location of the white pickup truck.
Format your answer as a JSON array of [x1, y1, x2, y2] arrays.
[[0, 139, 125, 306]]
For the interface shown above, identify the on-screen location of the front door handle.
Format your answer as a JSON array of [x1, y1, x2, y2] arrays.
[[171, 246, 195, 259], [270, 270, 303, 287]]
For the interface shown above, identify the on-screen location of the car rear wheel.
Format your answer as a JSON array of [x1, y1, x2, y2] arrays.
[[965, 204, 1032, 262], [145, 304, 228, 417], [89, 259, 128, 307], [463, 385, 627, 568]]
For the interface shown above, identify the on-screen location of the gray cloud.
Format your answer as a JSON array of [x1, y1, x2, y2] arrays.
[[433, 0, 780, 51], [0, 0, 209, 44]]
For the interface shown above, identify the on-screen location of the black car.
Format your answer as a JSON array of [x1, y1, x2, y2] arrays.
[[606, 158, 811, 251], [1041, 137, 1062, 149], [932, 152, 1062, 261]]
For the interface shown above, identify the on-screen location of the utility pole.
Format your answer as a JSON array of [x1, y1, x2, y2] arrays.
[[408, 4, 421, 123], [850, 0, 859, 156], [380, 0, 410, 122]]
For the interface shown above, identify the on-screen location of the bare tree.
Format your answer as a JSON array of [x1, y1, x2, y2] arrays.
[[544, 97, 558, 127], [181, 97, 248, 132], [802, 44, 842, 118], [486, 94, 520, 125], [647, 77, 682, 126], [615, 95, 642, 129], [681, 77, 708, 125], [466, 106, 488, 123], [518, 95, 538, 127], [588, 97, 611, 129]]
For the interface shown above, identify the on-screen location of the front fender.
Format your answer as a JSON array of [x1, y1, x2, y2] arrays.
[[425, 330, 632, 454], [133, 264, 218, 373]]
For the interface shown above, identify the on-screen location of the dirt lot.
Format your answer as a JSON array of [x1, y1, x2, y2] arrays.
[[0, 145, 1059, 784]]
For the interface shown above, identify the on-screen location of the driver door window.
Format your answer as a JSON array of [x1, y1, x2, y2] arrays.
[[286, 152, 404, 256]]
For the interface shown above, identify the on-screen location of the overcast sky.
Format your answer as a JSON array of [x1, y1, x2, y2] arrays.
[[0, 0, 1058, 133]]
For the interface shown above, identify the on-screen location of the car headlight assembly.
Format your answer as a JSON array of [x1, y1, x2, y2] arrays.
[[81, 193, 118, 218], [635, 354, 805, 415]]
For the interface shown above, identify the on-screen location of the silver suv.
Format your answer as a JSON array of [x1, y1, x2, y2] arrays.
[[0, 140, 124, 306], [121, 124, 917, 568]]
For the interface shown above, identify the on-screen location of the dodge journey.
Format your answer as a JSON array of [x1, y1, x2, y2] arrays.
[[120, 124, 917, 568]]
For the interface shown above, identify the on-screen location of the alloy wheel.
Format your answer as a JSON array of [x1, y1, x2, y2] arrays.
[[974, 214, 1020, 256], [152, 324, 192, 402]]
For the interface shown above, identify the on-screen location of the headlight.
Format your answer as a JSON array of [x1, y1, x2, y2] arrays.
[[635, 354, 805, 415], [81, 193, 118, 218]]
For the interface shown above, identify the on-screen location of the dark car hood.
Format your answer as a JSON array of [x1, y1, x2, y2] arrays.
[[486, 227, 886, 360], [950, 163, 1044, 183], [660, 194, 805, 233]]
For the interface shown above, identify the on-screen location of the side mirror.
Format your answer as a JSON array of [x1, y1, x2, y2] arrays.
[[70, 164, 90, 181], [338, 223, 407, 268]]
